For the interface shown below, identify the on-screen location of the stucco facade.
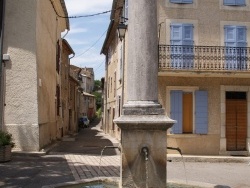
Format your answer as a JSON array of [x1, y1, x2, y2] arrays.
[[3, 0, 69, 151], [102, 0, 250, 155], [158, 0, 250, 155], [68, 75, 80, 133]]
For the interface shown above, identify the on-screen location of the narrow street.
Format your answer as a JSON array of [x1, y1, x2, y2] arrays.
[[0, 119, 250, 188]]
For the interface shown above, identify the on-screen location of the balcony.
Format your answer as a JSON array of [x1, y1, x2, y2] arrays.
[[159, 45, 250, 75]]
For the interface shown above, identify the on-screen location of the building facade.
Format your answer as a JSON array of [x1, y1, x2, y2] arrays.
[[2, 0, 70, 151], [101, 0, 128, 139], [102, 0, 250, 155]]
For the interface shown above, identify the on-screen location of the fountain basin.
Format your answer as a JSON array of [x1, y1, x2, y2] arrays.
[[42, 177, 214, 188], [41, 177, 119, 188]]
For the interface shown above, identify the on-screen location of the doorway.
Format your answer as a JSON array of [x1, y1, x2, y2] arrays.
[[183, 92, 193, 133], [226, 92, 247, 151]]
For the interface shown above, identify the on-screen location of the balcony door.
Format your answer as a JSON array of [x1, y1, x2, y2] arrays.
[[170, 23, 194, 69], [224, 25, 247, 70], [226, 92, 247, 151]]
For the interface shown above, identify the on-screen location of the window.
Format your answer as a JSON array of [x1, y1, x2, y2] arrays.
[[114, 72, 116, 97], [122, 0, 128, 24], [56, 40, 61, 73], [224, 25, 247, 70], [170, 0, 193, 4], [170, 90, 208, 134], [223, 0, 246, 6], [56, 85, 60, 116], [119, 44, 123, 83], [170, 23, 194, 69]]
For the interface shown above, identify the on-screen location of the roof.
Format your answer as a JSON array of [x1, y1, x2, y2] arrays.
[[82, 92, 95, 97], [100, 0, 124, 55], [69, 75, 80, 85], [60, 0, 70, 30], [62, 39, 75, 55]]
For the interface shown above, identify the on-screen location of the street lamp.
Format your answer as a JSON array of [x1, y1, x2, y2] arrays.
[[117, 22, 127, 41]]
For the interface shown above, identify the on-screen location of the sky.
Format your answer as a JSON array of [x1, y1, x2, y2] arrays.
[[63, 0, 113, 80]]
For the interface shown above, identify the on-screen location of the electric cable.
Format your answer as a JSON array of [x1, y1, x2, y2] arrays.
[[50, 0, 121, 19], [74, 29, 108, 58]]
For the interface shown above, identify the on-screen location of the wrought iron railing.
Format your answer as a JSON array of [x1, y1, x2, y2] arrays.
[[159, 45, 250, 71]]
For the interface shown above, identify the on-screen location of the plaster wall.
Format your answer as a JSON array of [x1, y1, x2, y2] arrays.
[[158, 0, 250, 46], [60, 43, 71, 136], [3, 0, 39, 151], [69, 78, 79, 133], [158, 76, 250, 155], [36, 0, 67, 146], [105, 37, 120, 137]]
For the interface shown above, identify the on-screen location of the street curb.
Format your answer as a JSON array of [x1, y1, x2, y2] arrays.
[[167, 154, 250, 163]]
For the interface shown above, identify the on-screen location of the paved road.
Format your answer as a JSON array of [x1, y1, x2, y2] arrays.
[[1, 118, 250, 188], [167, 161, 250, 188], [0, 155, 74, 188]]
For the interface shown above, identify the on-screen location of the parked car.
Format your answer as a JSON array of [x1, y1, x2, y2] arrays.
[[78, 116, 90, 128]]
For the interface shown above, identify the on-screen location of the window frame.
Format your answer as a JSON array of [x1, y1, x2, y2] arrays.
[[169, 87, 208, 135]]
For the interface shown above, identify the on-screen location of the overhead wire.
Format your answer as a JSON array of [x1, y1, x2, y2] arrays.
[[50, 0, 113, 73], [74, 29, 108, 58], [50, 0, 121, 19]]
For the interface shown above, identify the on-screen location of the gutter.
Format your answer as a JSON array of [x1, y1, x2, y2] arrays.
[[0, 0, 5, 130]]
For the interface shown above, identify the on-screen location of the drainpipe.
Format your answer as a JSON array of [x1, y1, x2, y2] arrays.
[[0, 0, 5, 130], [104, 55, 108, 133], [121, 37, 125, 114]]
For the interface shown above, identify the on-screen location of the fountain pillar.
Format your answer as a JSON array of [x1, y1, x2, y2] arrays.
[[114, 0, 175, 187]]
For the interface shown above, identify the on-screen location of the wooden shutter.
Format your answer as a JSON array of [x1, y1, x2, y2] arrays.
[[236, 26, 247, 47], [171, 24, 182, 45], [182, 24, 194, 45], [224, 0, 245, 5], [195, 91, 208, 134], [225, 26, 237, 47], [237, 0, 246, 5], [56, 40, 60, 73], [170, 91, 183, 134]]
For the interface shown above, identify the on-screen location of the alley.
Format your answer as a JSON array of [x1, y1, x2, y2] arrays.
[[0, 119, 250, 188]]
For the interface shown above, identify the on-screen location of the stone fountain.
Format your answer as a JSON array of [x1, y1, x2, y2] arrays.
[[114, 0, 175, 187]]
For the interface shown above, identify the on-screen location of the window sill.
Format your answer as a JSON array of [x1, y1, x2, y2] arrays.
[[167, 134, 207, 138]]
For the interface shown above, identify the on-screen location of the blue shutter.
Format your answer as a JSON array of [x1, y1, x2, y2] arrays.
[[171, 24, 182, 45], [236, 26, 247, 47], [236, 0, 246, 5], [225, 25, 236, 47], [224, 0, 236, 5], [170, 91, 183, 134], [182, 0, 193, 4], [224, 0, 245, 5], [182, 24, 193, 45], [183, 24, 194, 68], [195, 91, 208, 134], [170, 0, 193, 3]]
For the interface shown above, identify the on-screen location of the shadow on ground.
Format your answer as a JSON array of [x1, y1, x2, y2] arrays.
[[0, 155, 74, 188], [49, 118, 119, 156]]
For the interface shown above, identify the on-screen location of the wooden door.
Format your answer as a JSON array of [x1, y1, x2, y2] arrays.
[[183, 93, 193, 133], [226, 92, 247, 151]]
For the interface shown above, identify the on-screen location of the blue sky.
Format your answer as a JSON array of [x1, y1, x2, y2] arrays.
[[63, 0, 113, 80]]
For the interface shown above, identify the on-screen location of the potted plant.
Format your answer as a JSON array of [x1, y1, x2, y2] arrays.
[[0, 130, 15, 162]]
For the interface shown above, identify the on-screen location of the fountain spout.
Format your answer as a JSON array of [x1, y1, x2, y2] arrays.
[[167, 146, 182, 155], [141, 147, 149, 161]]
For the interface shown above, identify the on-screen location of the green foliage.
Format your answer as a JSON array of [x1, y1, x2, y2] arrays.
[[93, 80, 102, 91], [96, 108, 102, 118], [93, 91, 102, 110], [0, 130, 15, 148]]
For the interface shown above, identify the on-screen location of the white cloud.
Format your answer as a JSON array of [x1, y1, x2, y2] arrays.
[[65, 0, 113, 15], [69, 28, 88, 34], [66, 38, 89, 46]]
